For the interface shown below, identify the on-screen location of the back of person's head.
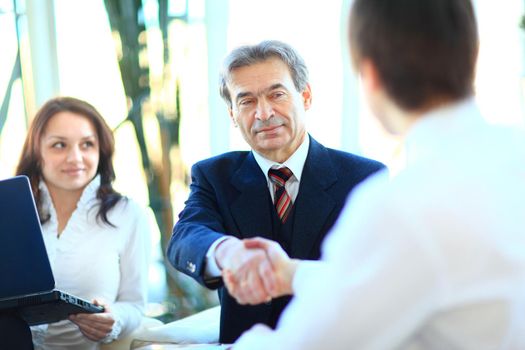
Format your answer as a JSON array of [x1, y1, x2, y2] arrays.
[[16, 96, 122, 226], [219, 40, 309, 108], [349, 0, 478, 111]]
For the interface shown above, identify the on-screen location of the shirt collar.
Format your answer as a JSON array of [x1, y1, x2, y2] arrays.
[[404, 97, 485, 164], [39, 174, 101, 212], [253, 132, 310, 182]]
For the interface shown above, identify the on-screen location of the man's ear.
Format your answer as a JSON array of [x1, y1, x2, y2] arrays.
[[360, 59, 383, 95], [302, 83, 312, 110], [228, 108, 238, 127]]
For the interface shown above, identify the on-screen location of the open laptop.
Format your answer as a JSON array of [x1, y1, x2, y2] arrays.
[[0, 175, 103, 325]]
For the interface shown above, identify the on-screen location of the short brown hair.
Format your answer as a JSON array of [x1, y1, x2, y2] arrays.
[[16, 96, 123, 226], [349, 0, 479, 110]]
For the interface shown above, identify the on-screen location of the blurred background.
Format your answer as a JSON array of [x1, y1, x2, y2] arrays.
[[1, 0, 525, 323]]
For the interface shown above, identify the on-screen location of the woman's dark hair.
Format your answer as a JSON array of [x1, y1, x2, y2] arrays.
[[15, 96, 123, 226]]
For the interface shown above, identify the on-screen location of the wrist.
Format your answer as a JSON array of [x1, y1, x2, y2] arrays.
[[100, 315, 121, 343], [285, 259, 300, 294], [214, 237, 239, 270]]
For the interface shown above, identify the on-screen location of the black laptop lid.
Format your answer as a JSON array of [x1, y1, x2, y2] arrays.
[[0, 175, 55, 298]]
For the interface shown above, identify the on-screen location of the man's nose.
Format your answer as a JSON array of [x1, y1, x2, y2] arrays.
[[255, 99, 274, 121]]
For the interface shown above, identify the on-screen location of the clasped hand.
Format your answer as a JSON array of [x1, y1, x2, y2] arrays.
[[217, 237, 298, 305]]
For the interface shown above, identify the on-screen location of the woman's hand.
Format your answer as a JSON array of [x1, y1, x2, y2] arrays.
[[69, 299, 115, 341]]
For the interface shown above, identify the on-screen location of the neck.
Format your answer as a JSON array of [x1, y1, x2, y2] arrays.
[[46, 185, 84, 236], [380, 95, 462, 136], [264, 132, 306, 163], [376, 97, 419, 136]]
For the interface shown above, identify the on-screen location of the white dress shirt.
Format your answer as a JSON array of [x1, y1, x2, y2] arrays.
[[205, 134, 310, 277], [31, 176, 151, 350], [235, 99, 525, 349], [252, 134, 309, 203]]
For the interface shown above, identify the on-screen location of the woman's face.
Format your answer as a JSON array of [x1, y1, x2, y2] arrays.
[[40, 111, 99, 197]]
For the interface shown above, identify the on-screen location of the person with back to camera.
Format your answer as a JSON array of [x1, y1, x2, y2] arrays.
[[230, 0, 525, 349], [6, 96, 150, 350], [166, 40, 386, 343]]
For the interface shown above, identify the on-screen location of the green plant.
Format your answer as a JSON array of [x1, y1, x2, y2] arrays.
[[104, 0, 218, 320]]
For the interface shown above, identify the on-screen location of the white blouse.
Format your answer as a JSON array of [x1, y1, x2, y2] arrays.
[[31, 176, 151, 350]]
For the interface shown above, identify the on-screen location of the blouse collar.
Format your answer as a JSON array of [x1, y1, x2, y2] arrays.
[[39, 174, 101, 219]]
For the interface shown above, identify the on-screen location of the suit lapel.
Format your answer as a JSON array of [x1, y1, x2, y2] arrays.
[[228, 139, 338, 256], [291, 138, 337, 258], [230, 153, 273, 240]]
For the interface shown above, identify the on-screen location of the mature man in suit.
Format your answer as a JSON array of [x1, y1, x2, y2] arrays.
[[167, 40, 385, 343], [232, 1, 525, 349]]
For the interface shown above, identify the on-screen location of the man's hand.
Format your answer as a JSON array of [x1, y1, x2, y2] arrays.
[[243, 237, 299, 298], [69, 299, 115, 341], [216, 238, 272, 305]]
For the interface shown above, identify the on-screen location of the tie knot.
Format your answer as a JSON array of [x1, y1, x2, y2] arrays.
[[268, 167, 293, 187]]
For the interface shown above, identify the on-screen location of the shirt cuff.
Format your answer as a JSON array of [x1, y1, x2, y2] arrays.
[[100, 315, 122, 344], [204, 236, 231, 278]]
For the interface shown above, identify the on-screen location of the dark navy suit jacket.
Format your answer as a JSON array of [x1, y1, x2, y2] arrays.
[[167, 136, 385, 343]]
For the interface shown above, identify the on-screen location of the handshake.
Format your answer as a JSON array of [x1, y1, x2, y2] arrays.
[[214, 237, 300, 305]]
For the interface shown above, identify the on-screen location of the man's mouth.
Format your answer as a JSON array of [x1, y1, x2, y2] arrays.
[[255, 125, 282, 133]]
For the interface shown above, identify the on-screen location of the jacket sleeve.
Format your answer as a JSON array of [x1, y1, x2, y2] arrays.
[[166, 162, 228, 288]]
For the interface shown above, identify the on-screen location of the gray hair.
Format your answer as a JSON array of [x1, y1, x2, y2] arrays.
[[219, 40, 309, 108]]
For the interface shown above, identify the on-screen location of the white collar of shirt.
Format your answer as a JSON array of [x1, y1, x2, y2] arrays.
[[404, 97, 485, 164], [39, 174, 101, 221], [252, 132, 310, 183]]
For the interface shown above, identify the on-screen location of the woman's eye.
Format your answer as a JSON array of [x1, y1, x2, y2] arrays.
[[52, 142, 65, 149], [83, 141, 95, 148]]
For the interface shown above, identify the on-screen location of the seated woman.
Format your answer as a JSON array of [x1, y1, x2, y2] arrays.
[[14, 96, 151, 350]]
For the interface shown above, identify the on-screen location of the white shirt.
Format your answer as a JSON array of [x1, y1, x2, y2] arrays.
[[235, 99, 525, 349], [31, 176, 151, 350], [205, 134, 309, 277], [252, 134, 309, 203]]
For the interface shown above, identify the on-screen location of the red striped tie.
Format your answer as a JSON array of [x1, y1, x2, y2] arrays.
[[268, 167, 293, 223]]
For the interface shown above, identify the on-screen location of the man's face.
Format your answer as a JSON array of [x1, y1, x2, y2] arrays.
[[227, 57, 311, 163]]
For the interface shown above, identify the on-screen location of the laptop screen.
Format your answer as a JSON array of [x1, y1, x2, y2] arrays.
[[0, 175, 55, 299]]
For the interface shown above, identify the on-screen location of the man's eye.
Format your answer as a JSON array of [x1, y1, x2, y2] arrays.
[[272, 91, 285, 99], [239, 99, 253, 106]]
